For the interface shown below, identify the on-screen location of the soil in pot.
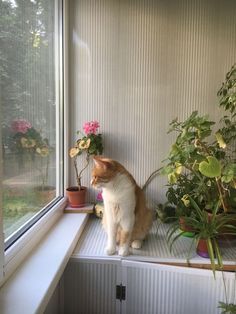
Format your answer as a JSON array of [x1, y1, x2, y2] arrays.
[[66, 186, 87, 207]]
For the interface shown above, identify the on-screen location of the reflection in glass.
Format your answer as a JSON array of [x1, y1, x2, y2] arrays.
[[1, 0, 57, 239]]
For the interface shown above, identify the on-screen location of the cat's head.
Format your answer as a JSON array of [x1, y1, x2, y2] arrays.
[[91, 156, 118, 189]]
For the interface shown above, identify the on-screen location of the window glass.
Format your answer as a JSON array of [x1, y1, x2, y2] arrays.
[[1, 0, 60, 244]]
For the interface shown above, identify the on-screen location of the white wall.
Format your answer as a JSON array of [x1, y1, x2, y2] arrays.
[[68, 0, 236, 205]]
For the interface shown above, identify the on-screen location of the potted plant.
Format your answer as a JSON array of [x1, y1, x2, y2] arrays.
[[67, 120, 103, 207], [218, 302, 236, 314], [162, 104, 236, 223], [167, 196, 236, 276], [163, 64, 236, 274]]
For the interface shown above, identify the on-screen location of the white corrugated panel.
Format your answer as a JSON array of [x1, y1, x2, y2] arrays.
[[63, 259, 120, 314], [69, 0, 236, 205], [73, 216, 236, 265], [122, 260, 236, 314]]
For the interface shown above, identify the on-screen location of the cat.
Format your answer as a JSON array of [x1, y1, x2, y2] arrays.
[[91, 156, 153, 256]]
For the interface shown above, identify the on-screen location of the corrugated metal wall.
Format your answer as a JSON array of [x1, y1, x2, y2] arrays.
[[69, 0, 236, 204]]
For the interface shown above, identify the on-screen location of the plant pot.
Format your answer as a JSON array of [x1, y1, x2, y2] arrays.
[[66, 186, 87, 207], [196, 239, 210, 258], [207, 211, 236, 244], [179, 216, 195, 237], [34, 185, 56, 205]]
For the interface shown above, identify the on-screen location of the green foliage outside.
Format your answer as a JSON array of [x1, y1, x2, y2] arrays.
[[1, 0, 57, 237]]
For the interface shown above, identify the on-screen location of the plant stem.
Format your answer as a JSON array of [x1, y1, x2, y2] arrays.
[[216, 178, 229, 213], [73, 158, 81, 189], [74, 155, 90, 190]]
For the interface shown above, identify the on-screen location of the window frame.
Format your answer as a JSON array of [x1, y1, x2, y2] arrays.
[[0, 0, 68, 286]]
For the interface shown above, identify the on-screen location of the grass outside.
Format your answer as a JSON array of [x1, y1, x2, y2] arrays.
[[3, 154, 56, 239], [3, 185, 56, 239]]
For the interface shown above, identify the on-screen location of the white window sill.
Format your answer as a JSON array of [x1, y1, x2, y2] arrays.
[[0, 212, 89, 314]]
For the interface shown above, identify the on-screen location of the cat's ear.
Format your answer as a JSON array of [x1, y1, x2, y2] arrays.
[[93, 156, 111, 170]]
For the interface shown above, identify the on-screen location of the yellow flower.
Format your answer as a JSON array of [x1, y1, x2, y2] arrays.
[[175, 162, 183, 175], [215, 132, 226, 149], [168, 173, 177, 184], [78, 138, 91, 150], [36, 147, 49, 157], [21, 137, 36, 148], [69, 147, 80, 158], [181, 194, 190, 207]]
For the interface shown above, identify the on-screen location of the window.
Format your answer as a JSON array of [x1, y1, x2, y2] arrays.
[[0, 0, 64, 249]]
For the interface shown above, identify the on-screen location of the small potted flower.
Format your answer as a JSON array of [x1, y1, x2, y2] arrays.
[[67, 120, 103, 207]]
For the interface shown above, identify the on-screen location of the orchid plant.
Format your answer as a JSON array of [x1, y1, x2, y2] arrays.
[[69, 121, 103, 190]]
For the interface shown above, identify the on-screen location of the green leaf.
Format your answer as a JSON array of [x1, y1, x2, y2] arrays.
[[222, 163, 236, 183], [206, 239, 216, 278], [199, 156, 221, 178]]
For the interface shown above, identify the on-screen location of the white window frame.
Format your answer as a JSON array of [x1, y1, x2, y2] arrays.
[[0, 0, 69, 287], [0, 124, 4, 284]]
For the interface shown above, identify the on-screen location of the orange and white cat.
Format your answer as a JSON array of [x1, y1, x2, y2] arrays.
[[91, 156, 153, 256]]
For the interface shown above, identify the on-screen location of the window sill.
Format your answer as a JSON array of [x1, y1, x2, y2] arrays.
[[0, 212, 89, 314]]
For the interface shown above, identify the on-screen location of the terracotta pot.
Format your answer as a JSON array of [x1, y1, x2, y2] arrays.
[[66, 186, 87, 207], [207, 211, 236, 244], [196, 239, 209, 258], [179, 216, 195, 232]]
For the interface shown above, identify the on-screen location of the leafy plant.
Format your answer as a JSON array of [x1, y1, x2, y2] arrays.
[[163, 109, 236, 213], [217, 64, 236, 148], [218, 302, 236, 314], [163, 65, 236, 215], [156, 203, 177, 223], [69, 121, 103, 190], [167, 196, 236, 276]]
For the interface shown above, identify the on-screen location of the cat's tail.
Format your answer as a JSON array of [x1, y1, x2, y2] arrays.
[[142, 167, 163, 191]]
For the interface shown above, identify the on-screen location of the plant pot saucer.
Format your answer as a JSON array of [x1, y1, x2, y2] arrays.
[[68, 203, 87, 208], [179, 229, 195, 238]]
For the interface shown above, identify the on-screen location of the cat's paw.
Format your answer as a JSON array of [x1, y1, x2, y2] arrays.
[[118, 246, 130, 256], [105, 246, 116, 255], [131, 240, 142, 249]]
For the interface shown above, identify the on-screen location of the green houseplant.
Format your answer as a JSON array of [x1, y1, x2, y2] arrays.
[[163, 64, 236, 271], [163, 65, 236, 217], [167, 196, 236, 276], [218, 302, 236, 314], [67, 120, 103, 206], [163, 110, 236, 215]]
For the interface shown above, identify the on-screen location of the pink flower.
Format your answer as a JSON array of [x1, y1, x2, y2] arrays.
[[83, 120, 100, 135], [11, 119, 32, 134], [96, 191, 103, 202]]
